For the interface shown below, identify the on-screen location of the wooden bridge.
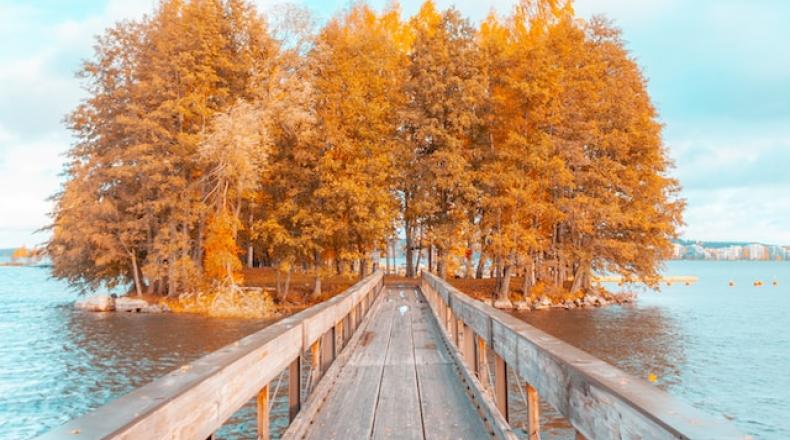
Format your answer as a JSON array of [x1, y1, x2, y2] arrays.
[[40, 271, 746, 440]]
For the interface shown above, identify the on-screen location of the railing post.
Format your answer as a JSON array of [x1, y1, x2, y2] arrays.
[[320, 328, 335, 373], [463, 323, 475, 370], [335, 319, 344, 352], [526, 383, 540, 440], [454, 317, 461, 348], [448, 311, 457, 347], [257, 383, 270, 440], [494, 353, 508, 421], [310, 340, 321, 386], [288, 357, 301, 421], [477, 336, 489, 388]]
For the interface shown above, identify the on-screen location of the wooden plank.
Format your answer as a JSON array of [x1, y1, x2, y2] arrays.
[[257, 384, 270, 440], [410, 297, 494, 440], [415, 291, 517, 440], [372, 288, 422, 440], [283, 287, 389, 440], [300, 289, 397, 440]]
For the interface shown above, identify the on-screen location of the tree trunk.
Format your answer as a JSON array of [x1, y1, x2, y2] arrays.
[[130, 251, 143, 297], [405, 220, 414, 277], [283, 269, 292, 301], [360, 257, 368, 278], [570, 261, 591, 294], [437, 247, 447, 279], [464, 239, 473, 279], [522, 256, 535, 296], [498, 264, 513, 301], [476, 251, 487, 279], [427, 242, 433, 274], [312, 274, 322, 299]]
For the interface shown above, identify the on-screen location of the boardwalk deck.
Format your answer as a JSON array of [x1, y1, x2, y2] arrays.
[[38, 271, 744, 440], [290, 287, 490, 440]]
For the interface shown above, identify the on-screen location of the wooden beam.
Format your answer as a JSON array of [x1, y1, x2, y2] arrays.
[[494, 353, 508, 421], [257, 383, 270, 440], [526, 383, 540, 440], [288, 357, 300, 422]]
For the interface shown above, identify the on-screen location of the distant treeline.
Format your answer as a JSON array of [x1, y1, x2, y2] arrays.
[[48, 0, 682, 300]]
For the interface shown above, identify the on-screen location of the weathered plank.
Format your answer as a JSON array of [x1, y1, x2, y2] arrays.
[[411, 298, 497, 440], [298, 290, 397, 440], [372, 289, 422, 440]]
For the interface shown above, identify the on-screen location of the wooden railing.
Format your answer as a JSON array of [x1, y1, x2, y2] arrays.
[[38, 271, 384, 440], [420, 271, 746, 440]]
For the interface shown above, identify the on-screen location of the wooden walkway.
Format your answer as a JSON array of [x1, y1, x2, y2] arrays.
[[38, 271, 745, 440], [292, 287, 489, 440]]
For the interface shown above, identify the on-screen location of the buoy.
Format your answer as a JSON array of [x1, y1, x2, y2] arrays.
[[728, 281, 735, 287], [753, 280, 763, 287]]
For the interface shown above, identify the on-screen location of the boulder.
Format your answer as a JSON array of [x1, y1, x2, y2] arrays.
[[115, 297, 150, 313], [75, 295, 115, 312], [141, 303, 171, 313], [493, 299, 514, 310]]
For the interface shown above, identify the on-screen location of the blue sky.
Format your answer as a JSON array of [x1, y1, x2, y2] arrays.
[[1, 0, 789, 247]]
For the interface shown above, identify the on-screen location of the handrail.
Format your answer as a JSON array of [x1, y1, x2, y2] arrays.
[[38, 271, 384, 440], [420, 271, 746, 440]]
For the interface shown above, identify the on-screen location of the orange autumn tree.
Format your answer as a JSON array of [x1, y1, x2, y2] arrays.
[[49, 0, 682, 306]]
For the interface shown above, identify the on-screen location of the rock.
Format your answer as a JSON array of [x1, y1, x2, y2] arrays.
[[563, 300, 575, 310], [533, 297, 551, 310], [141, 303, 170, 313], [493, 299, 514, 310], [115, 297, 150, 313], [514, 299, 532, 311], [75, 295, 115, 312], [483, 298, 494, 306]]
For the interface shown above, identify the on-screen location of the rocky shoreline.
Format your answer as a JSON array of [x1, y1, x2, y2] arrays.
[[485, 291, 637, 311], [75, 295, 170, 313]]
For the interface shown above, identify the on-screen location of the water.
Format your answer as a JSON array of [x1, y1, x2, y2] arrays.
[[1, 262, 787, 439], [0, 266, 272, 439], [514, 260, 790, 439]]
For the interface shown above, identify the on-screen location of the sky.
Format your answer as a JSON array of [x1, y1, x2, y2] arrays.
[[1, 0, 789, 248]]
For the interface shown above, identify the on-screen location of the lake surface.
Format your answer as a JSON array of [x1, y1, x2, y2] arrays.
[[0, 266, 274, 439], [515, 260, 790, 439], [0, 261, 787, 439]]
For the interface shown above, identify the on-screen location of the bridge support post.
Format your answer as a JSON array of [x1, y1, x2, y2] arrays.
[[494, 353, 508, 421], [288, 357, 301, 421], [257, 383, 270, 440], [526, 383, 540, 440]]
